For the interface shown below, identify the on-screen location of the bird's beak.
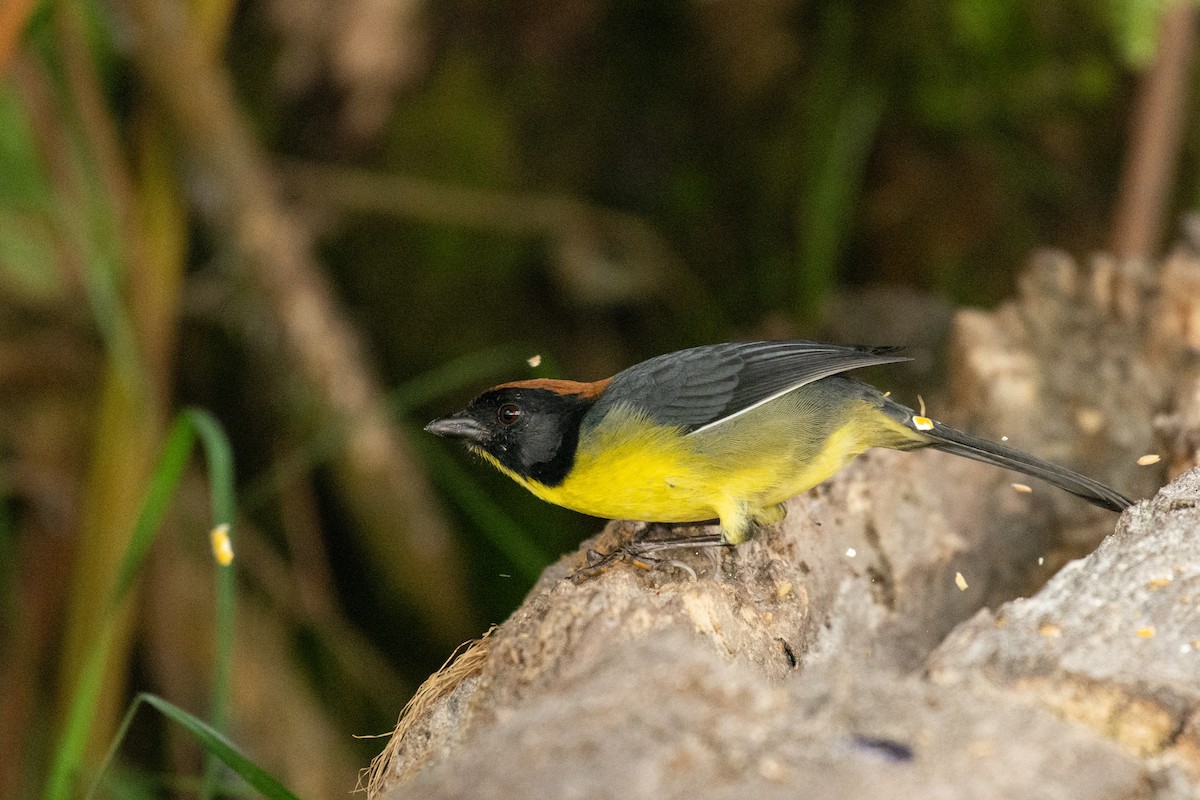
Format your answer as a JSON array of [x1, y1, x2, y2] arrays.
[[425, 413, 489, 444]]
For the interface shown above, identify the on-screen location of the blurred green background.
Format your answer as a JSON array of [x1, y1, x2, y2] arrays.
[[1, 0, 1195, 796]]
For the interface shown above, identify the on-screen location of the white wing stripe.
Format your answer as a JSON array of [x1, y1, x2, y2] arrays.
[[685, 356, 898, 436]]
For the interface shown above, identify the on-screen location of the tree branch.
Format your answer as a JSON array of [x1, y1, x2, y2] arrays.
[[112, 0, 475, 641]]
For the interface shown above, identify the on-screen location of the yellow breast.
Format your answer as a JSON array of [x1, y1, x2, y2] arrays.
[[480, 393, 916, 528], [532, 409, 714, 522]]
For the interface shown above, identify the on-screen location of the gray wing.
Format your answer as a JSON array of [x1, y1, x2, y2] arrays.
[[583, 340, 910, 434]]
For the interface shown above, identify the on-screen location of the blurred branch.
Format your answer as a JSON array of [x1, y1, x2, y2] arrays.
[[233, 518, 410, 708], [0, 0, 36, 80], [284, 160, 648, 237], [1109, 2, 1198, 260], [48, 0, 171, 779], [236, 344, 526, 514], [112, 0, 474, 641], [0, 515, 73, 800], [282, 161, 723, 320], [10, 17, 172, 780]]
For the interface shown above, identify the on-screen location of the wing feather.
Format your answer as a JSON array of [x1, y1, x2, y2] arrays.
[[583, 340, 910, 434]]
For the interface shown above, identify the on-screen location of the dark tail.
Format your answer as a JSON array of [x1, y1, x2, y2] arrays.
[[913, 418, 1133, 512]]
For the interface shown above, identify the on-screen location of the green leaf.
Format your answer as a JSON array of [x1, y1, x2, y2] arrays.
[[90, 694, 300, 800], [412, 433, 549, 581], [46, 410, 239, 800], [183, 409, 238, 798]]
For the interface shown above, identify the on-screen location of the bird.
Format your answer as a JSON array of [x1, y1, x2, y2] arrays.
[[425, 340, 1132, 546]]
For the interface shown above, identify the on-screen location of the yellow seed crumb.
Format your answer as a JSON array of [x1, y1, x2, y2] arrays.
[[776, 581, 793, 598], [913, 415, 934, 431], [1136, 454, 1161, 466], [758, 756, 786, 781], [1039, 624, 1062, 638], [967, 739, 993, 758], [1147, 578, 1172, 589], [527, 354, 542, 367], [210, 523, 234, 566], [1011, 483, 1033, 494], [1136, 626, 1156, 638], [955, 571, 968, 591], [1075, 407, 1105, 434]]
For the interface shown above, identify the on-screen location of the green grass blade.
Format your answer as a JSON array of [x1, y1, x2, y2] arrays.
[[185, 408, 236, 527], [394, 346, 554, 581], [412, 434, 549, 581], [110, 415, 196, 603], [388, 344, 529, 411], [240, 344, 526, 513], [143, 695, 298, 800], [795, 85, 884, 323], [89, 694, 300, 800], [46, 410, 240, 800], [47, 617, 120, 800], [790, 3, 887, 324], [46, 416, 197, 800], [182, 408, 238, 800]]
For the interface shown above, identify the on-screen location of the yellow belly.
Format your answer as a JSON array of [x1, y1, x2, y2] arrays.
[[492, 394, 915, 534]]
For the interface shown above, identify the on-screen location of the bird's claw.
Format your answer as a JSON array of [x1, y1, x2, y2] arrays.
[[573, 532, 730, 582]]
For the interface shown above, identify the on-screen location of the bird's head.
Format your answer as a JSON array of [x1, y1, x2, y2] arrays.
[[425, 379, 605, 486]]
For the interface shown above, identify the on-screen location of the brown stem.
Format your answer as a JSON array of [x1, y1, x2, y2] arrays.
[[0, 0, 36, 80], [281, 160, 724, 326], [112, 0, 475, 641], [1110, 3, 1198, 260]]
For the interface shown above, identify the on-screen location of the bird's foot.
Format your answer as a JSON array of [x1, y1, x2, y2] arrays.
[[573, 525, 729, 581], [629, 519, 719, 543]]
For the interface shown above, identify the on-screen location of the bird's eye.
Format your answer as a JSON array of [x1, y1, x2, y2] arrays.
[[497, 403, 522, 426]]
